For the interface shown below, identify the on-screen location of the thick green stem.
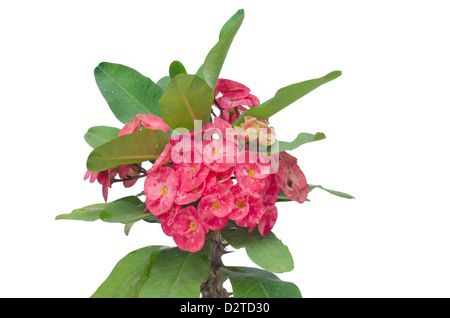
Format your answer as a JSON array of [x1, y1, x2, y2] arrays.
[[200, 231, 231, 298]]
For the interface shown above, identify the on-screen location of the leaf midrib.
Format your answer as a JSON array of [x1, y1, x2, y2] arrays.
[[173, 76, 197, 121], [98, 65, 153, 114]]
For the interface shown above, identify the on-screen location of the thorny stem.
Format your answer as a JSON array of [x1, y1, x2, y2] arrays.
[[200, 231, 232, 298]]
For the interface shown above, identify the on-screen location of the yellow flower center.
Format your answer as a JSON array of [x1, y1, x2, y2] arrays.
[[161, 187, 168, 196], [211, 201, 220, 210], [190, 166, 196, 173], [248, 169, 255, 178], [236, 200, 245, 208], [189, 221, 197, 231], [191, 187, 198, 193]]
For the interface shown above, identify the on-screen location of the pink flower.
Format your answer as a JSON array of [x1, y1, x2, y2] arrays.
[[202, 139, 237, 172], [174, 178, 206, 205], [228, 184, 252, 221], [234, 191, 265, 231], [172, 206, 208, 253], [198, 183, 234, 230], [257, 204, 278, 236], [119, 114, 170, 136], [119, 117, 141, 136], [214, 78, 251, 98], [118, 164, 141, 188], [216, 90, 260, 109], [214, 79, 260, 110], [235, 152, 271, 193], [275, 153, 309, 203], [84, 168, 117, 202], [137, 114, 170, 133], [148, 143, 172, 173], [263, 174, 280, 206], [144, 166, 179, 215], [175, 161, 210, 192], [157, 205, 181, 236]]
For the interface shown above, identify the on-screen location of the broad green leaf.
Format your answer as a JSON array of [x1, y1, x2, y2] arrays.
[[169, 60, 187, 79], [91, 246, 169, 298], [158, 74, 214, 130], [198, 9, 245, 90], [221, 222, 294, 273], [268, 132, 326, 154], [233, 71, 342, 126], [55, 196, 158, 224], [221, 266, 302, 298], [138, 247, 210, 298], [55, 203, 106, 221], [156, 76, 170, 91], [309, 184, 355, 199], [84, 126, 121, 148], [86, 128, 170, 172], [94, 62, 163, 124], [99, 196, 151, 224]]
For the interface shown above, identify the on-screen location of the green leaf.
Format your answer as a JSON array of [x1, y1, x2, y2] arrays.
[[156, 76, 171, 91], [138, 247, 210, 298], [221, 266, 302, 298], [99, 196, 151, 224], [55, 203, 106, 221], [198, 9, 245, 90], [84, 126, 121, 148], [169, 60, 187, 79], [94, 62, 163, 124], [91, 246, 169, 298], [275, 190, 310, 203], [233, 70, 342, 126], [55, 196, 158, 224], [309, 184, 355, 199], [86, 128, 170, 173], [158, 74, 214, 130], [267, 132, 326, 155], [221, 223, 294, 273]]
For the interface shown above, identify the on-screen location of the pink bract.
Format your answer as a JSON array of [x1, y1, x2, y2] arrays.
[[258, 204, 278, 236], [144, 166, 179, 215], [172, 206, 207, 253], [275, 155, 309, 203]]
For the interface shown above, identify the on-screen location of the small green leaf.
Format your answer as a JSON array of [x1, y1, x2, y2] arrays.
[[221, 222, 294, 273], [221, 266, 302, 298], [309, 184, 355, 199], [233, 71, 342, 126], [55, 203, 106, 221], [268, 132, 326, 154], [138, 247, 210, 298], [198, 9, 245, 90], [86, 128, 170, 173], [94, 62, 163, 123], [99, 196, 150, 224], [91, 246, 169, 298], [158, 74, 214, 130], [169, 60, 187, 79], [84, 126, 121, 148]]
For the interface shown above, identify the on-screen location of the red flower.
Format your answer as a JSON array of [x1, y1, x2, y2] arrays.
[[172, 206, 208, 253], [144, 166, 179, 215], [275, 152, 309, 203]]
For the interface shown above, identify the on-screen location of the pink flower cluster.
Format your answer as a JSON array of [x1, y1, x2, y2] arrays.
[[143, 116, 309, 253], [85, 79, 310, 253]]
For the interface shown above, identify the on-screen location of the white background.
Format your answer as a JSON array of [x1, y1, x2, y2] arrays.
[[1, 0, 449, 298]]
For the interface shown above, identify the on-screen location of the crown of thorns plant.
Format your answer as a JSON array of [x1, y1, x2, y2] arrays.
[[57, 9, 353, 298]]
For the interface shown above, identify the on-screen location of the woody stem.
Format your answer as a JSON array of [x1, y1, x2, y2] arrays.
[[200, 231, 231, 298]]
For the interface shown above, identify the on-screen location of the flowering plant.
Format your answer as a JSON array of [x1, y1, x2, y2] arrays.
[[57, 9, 353, 298]]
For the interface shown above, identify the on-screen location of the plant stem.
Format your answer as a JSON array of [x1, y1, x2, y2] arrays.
[[200, 231, 231, 298]]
